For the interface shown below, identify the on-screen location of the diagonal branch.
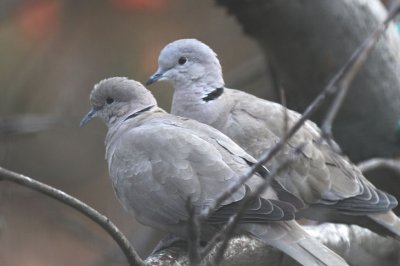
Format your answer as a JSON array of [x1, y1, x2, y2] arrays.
[[0, 166, 144, 266], [251, 0, 400, 180], [199, 158, 271, 220], [186, 197, 201, 266], [200, 143, 305, 265], [204, 157, 296, 266], [146, 2, 400, 265], [357, 157, 400, 174], [197, 5, 400, 263], [320, 1, 400, 140]]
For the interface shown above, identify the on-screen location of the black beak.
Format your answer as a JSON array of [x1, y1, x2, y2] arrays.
[[146, 72, 163, 86], [80, 108, 96, 127]]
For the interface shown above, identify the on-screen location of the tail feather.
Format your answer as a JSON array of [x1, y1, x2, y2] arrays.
[[244, 222, 348, 266], [368, 211, 400, 239], [267, 235, 348, 266], [298, 206, 400, 239]]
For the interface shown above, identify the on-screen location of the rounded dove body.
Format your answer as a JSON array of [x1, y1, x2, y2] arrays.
[[147, 38, 400, 238], [81, 77, 348, 266]]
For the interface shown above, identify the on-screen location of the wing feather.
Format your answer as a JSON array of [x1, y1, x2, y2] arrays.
[[226, 88, 396, 214]]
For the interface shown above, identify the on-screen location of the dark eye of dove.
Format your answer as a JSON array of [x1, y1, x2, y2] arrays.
[[106, 97, 114, 104], [178, 56, 187, 65]]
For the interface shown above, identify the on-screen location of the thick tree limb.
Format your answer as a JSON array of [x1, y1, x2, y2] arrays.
[[145, 224, 400, 266]]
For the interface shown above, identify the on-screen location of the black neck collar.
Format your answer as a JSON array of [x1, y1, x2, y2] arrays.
[[124, 105, 154, 121], [202, 87, 224, 102]]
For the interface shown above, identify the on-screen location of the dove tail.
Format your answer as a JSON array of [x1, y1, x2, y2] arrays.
[[368, 211, 400, 239], [266, 236, 348, 266], [246, 222, 348, 266]]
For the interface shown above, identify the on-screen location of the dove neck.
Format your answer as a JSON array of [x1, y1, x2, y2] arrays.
[[123, 105, 155, 122], [171, 84, 227, 125], [105, 107, 165, 160]]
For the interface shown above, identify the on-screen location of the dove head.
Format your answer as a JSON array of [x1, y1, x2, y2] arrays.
[[80, 77, 156, 128], [147, 39, 224, 90]]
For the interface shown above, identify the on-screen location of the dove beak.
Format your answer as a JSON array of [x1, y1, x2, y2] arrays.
[[146, 69, 165, 85], [80, 108, 97, 127]]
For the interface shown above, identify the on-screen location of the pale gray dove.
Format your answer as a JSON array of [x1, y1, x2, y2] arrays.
[[146, 38, 400, 238], [80, 77, 348, 266]]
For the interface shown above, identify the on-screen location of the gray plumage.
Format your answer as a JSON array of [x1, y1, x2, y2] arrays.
[[81, 77, 348, 266], [147, 38, 400, 238]]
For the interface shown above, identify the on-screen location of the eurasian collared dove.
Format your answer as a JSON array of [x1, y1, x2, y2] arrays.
[[81, 77, 348, 266], [146, 38, 400, 238]]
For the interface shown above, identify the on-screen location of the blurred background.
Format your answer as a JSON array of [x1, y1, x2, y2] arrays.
[[3, 0, 400, 265], [0, 0, 271, 265]]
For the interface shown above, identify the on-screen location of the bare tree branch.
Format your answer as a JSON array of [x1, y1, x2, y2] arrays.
[[183, 3, 400, 265], [194, 15, 399, 251], [0, 166, 144, 266], [159, 4, 400, 264], [205, 156, 296, 266], [148, 2, 400, 265], [199, 161, 271, 220], [4, 4, 398, 266], [244, 1, 400, 177], [186, 198, 201, 266], [201, 144, 305, 265], [320, 1, 400, 141], [206, 217, 237, 266], [269, 61, 281, 102], [358, 158, 400, 174], [279, 88, 289, 138], [146, 223, 400, 266], [0, 114, 56, 137]]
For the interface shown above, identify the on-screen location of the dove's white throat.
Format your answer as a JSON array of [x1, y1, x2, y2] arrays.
[[171, 82, 228, 126]]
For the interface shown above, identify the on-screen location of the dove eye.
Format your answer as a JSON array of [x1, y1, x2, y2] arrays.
[[178, 56, 187, 65], [106, 97, 114, 104]]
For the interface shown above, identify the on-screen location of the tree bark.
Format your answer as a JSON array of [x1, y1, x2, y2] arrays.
[[145, 224, 400, 266]]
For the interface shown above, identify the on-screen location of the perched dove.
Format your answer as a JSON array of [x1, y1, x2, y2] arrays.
[[147, 38, 400, 238], [81, 77, 348, 266]]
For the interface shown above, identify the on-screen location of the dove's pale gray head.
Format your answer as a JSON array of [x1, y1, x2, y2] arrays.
[[147, 39, 224, 90], [80, 77, 156, 128]]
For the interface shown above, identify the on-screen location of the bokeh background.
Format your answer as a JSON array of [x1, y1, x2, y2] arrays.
[[0, 1, 272, 265], [3, 0, 400, 265]]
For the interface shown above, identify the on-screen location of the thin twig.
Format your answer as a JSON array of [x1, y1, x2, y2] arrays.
[[204, 155, 297, 266], [186, 197, 201, 266], [357, 157, 400, 174], [0, 166, 144, 266], [206, 217, 237, 266], [320, 1, 400, 141], [200, 6, 400, 259], [269, 61, 281, 100], [198, 6, 400, 257], [0, 114, 56, 136], [199, 168, 273, 261], [150, 3, 400, 265], [242, 1, 400, 188], [199, 160, 270, 219], [279, 88, 289, 138]]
